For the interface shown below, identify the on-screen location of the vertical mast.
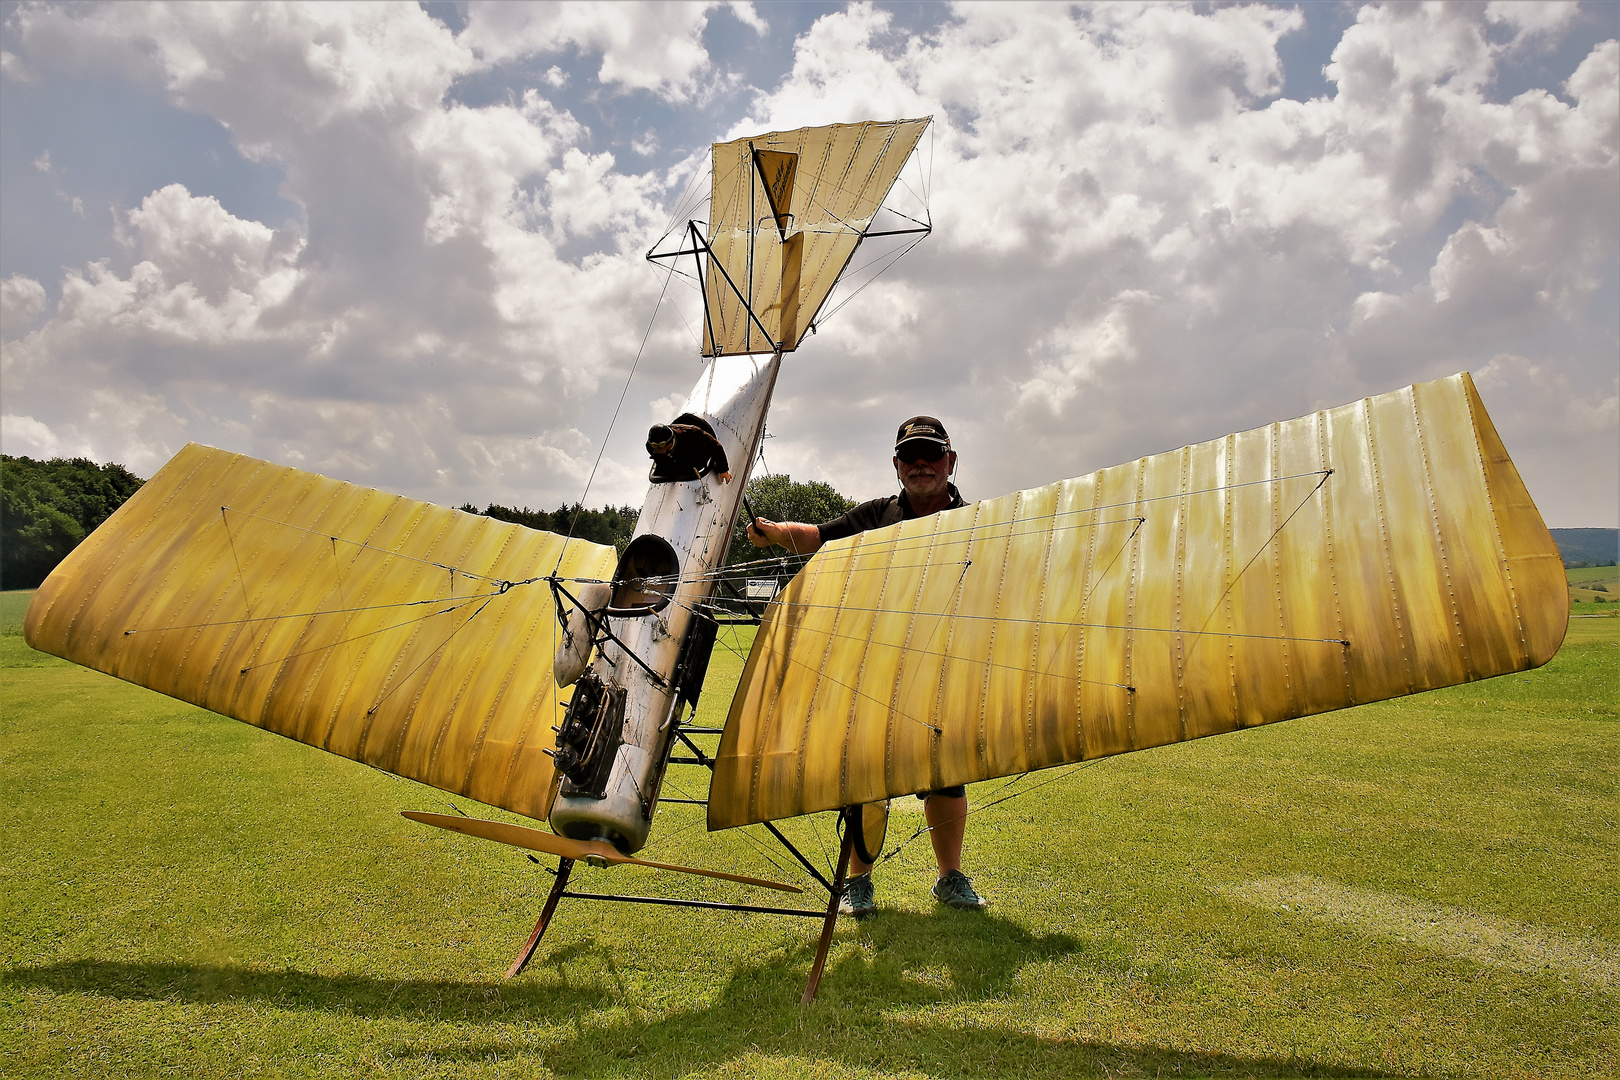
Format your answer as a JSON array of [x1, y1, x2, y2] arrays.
[[746, 142, 756, 353]]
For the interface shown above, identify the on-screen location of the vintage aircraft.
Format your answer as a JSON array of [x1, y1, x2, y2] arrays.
[[23, 118, 1568, 1003]]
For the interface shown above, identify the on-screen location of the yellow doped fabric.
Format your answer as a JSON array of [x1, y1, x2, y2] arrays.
[[708, 374, 1567, 829], [24, 444, 617, 822], [703, 118, 930, 356]]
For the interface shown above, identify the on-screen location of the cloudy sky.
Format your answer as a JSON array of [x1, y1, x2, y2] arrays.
[[2, 1, 1615, 528]]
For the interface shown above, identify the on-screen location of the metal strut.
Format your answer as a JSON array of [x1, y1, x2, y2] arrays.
[[683, 222, 779, 351], [547, 577, 669, 688], [505, 719, 852, 1001]]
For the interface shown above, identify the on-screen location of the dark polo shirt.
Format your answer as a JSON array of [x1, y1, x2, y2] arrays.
[[817, 482, 968, 545], [814, 480, 970, 801]]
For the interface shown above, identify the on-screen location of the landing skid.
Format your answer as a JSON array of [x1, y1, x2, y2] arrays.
[[507, 855, 574, 979], [506, 818, 855, 1003]]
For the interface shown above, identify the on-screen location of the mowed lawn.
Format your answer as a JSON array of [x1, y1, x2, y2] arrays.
[[1, 588, 1613, 1079]]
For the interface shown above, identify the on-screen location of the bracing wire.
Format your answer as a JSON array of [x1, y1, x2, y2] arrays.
[[806, 809, 835, 878], [701, 602, 946, 735], [654, 722, 832, 887], [889, 165, 928, 215], [644, 258, 705, 353], [755, 597, 1351, 647], [554, 257, 680, 574], [219, 505, 515, 584], [365, 594, 497, 716], [687, 597, 1139, 692], [1194, 469, 1334, 637], [630, 470, 1334, 591], [235, 594, 490, 675], [814, 231, 931, 327], [656, 154, 711, 248], [656, 527, 1131, 739], [222, 508, 255, 622], [648, 712, 829, 889], [122, 590, 510, 635], [641, 473, 1341, 737], [923, 118, 934, 206], [877, 758, 1105, 867]]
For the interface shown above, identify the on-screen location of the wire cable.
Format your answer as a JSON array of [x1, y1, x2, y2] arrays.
[[553, 258, 679, 573]]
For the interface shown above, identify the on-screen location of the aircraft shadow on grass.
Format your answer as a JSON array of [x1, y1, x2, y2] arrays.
[[2, 956, 612, 1019], [7, 912, 1393, 1078], [520, 913, 1397, 1078]]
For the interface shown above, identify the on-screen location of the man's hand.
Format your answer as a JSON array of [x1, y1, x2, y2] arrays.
[[747, 518, 823, 555], [717, 470, 733, 484], [747, 517, 778, 548]]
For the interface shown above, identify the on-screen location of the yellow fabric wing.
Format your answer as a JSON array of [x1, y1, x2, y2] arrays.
[[23, 443, 618, 821], [703, 117, 930, 356], [708, 373, 1567, 829]]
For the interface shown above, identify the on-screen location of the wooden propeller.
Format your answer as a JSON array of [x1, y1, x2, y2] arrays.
[[402, 811, 802, 893]]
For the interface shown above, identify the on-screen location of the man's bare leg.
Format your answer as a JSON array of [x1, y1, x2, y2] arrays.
[[923, 792, 967, 876], [845, 793, 967, 889]]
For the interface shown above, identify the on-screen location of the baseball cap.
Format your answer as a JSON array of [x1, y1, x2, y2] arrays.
[[894, 415, 950, 453]]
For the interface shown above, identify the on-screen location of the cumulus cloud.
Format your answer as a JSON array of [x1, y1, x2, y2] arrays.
[[0, 387, 189, 475], [0, 413, 76, 459], [1486, 1, 1581, 49], [728, 3, 1617, 525], [1341, 37, 1618, 382], [1, 274, 47, 337], [459, 1, 762, 101], [0, 1, 708, 504], [1478, 352, 1618, 436], [0, 1, 1613, 529], [124, 185, 302, 306]]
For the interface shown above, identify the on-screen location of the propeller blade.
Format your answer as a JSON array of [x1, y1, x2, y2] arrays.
[[402, 811, 801, 894]]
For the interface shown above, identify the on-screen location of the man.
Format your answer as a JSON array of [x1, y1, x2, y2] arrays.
[[647, 412, 732, 485], [746, 415, 989, 916]]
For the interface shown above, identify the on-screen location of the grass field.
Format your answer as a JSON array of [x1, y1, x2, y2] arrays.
[[2, 588, 1614, 1079], [1569, 564, 1620, 610]]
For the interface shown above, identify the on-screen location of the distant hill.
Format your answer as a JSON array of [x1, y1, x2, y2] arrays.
[[1550, 528, 1618, 568]]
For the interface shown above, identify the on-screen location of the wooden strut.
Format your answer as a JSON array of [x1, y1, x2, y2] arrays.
[[506, 856, 574, 979], [801, 825, 854, 1005]]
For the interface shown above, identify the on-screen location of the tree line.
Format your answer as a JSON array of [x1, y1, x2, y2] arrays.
[[460, 473, 858, 567], [3, 453, 860, 593], [2, 456, 147, 590], [457, 502, 641, 554]]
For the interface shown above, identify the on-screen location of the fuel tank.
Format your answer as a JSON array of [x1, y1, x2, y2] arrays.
[[547, 351, 781, 852]]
